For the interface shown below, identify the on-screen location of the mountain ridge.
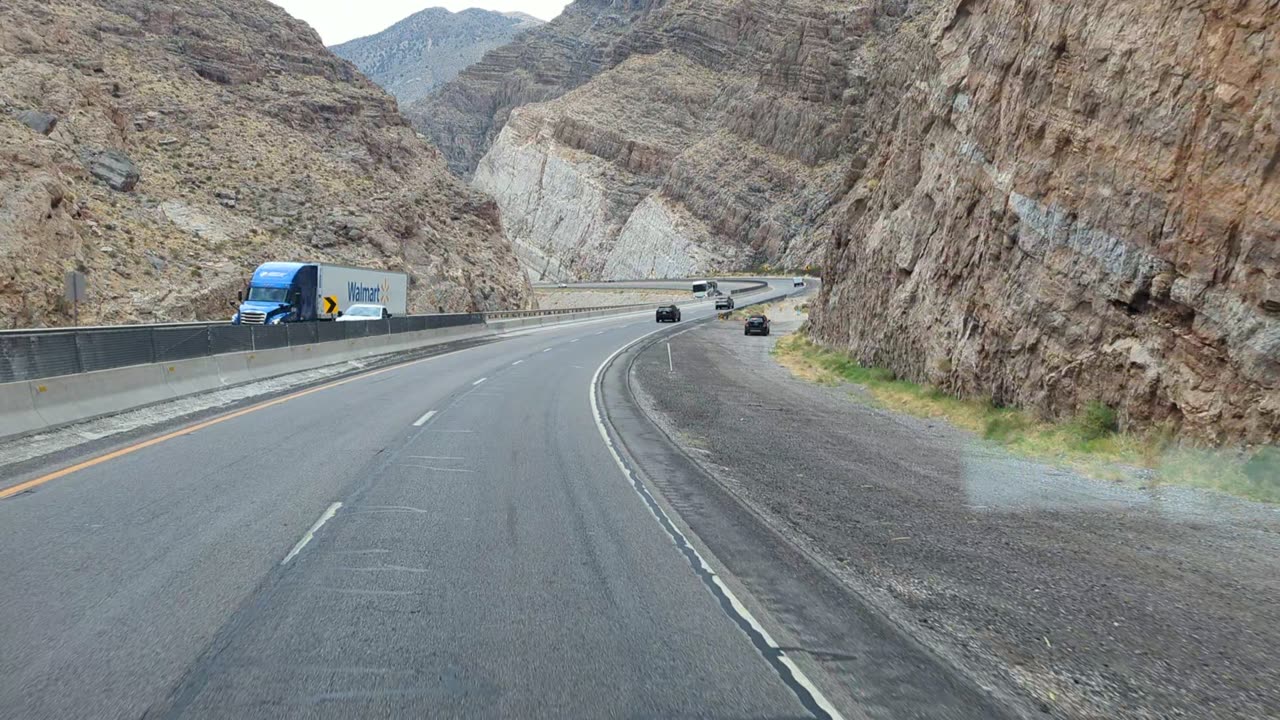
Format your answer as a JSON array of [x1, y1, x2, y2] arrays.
[[331, 6, 543, 108]]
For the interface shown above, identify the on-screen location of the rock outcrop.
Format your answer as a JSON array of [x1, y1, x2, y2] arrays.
[[420, 0, 1277, 442], [407, 0, 657, 180], [471, 51, 765, 281], [0, 0, 530, 328], [809, 0, 1279, 445], [83, 149, 140, 192], [419, 0, 852, 281], [16, 110, 57, 135], [331, 8, 543, 108]]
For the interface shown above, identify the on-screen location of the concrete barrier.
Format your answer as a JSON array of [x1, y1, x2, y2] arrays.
[[160, 356, 223, 398], [244, 344, 306, 382], [29, 364, 173, 430], [0, 301, 703, 442], [213, 351, 256, 387], [0, 381, 41, 440]]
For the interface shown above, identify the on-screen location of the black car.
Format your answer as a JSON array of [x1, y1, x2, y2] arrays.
[[656, 305, 682, 323], [744, 315, 771, 336]]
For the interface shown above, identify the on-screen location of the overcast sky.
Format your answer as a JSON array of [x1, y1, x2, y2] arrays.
[[271, 1, 572, 46]]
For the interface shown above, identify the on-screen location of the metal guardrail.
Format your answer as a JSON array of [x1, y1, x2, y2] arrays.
[[0, 280, 771, 384]]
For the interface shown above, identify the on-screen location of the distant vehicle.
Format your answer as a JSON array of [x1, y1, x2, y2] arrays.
[[715, 296, 734, 311], [656, 305, 682, 323], [557, 282, 568, 288], [793, 277, 805, 287], [744, 315, 771, 336], [232, 262, 408, 325], [692, 279, 719, 298], [335, 303, 391, 321]]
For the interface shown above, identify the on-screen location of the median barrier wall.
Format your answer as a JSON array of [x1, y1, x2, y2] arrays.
[[0, 323, 495, 441], [0, 381, 40, 440], [0, 282, 777, 441]]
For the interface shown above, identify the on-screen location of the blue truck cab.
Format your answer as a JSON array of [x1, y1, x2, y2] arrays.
[[232, 262, 318, 325]]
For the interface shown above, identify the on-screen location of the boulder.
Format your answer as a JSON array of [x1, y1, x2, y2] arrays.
[[84, 150, 141, 192], [16, 110, 58, 135]]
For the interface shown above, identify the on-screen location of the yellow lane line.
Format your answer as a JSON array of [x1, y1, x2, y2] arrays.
[[0, 346, 475, 500]]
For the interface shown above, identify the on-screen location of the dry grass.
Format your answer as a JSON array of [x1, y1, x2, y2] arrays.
[[772, 333, 1278, 503]]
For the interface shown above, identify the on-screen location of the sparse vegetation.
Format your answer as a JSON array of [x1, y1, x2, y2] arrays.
[[1155, 446, 1280, 504], [773, 333, 1277, 503], [1074, 401, 1119, 442]]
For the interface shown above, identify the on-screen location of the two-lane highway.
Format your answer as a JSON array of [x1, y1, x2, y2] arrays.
[[0, 281, 819, 718]]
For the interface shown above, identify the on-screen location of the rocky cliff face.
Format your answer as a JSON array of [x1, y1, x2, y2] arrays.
[[407, 0, 655, 180], [810, 0, 1279, 444], [419, 0, 1278, 442], [417, 0, 856, 281], [331, 8, 543, 108], [0, 0, 531, 328]]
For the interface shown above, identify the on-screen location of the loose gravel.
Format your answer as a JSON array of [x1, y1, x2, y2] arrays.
[[631, 309, 1280, 719]]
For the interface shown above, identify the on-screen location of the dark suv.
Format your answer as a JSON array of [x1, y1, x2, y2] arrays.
[[744, 315, 771, 336], [656, 305, 681, 323]]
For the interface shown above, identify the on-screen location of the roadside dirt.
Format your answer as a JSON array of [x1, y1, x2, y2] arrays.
[[630, 307, 1280, 719]]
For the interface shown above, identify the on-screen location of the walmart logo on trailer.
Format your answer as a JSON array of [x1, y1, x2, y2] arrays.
[[348, 279, 391, 304]]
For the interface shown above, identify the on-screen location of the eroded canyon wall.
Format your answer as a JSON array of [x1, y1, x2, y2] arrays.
[[0, 0, 531, 327], [811, 0, 1279, 443], [416, 0, 864, 281], [419, 0, 1278, 441]]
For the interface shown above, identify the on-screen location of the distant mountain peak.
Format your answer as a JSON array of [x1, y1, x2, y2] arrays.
[[501, 11, 545, 24], [331, 7, 544, 107]]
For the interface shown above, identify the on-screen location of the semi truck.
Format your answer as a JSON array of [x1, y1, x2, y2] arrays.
[[232, 262, 409, 325]]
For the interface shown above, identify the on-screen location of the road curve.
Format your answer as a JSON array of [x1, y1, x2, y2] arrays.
[[0, 279, 819, 719]]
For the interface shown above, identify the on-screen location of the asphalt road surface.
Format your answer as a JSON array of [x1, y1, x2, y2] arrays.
[[625, 298, 1280, 719], [0, 280, 849, 719]]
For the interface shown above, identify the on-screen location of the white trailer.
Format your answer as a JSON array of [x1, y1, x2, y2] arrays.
[[317, 264, 409, 317]]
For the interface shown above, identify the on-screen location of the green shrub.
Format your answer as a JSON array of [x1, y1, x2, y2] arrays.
[[1077, 401, 1118, 441]]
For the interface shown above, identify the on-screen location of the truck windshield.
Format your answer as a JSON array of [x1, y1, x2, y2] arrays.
[[246, 287, 289, 304], [692, 282, 708, 294]]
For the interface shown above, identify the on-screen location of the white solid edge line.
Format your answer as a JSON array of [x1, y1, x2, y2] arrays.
[[412, 409, 437, 427], [282, 502, 342, 565], [587, 290, 843, 720], [472, 377, 487, 386], [512, 360, 524, 366]]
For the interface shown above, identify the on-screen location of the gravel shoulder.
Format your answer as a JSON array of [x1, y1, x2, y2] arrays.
[[627, 306, 1280, 719]]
